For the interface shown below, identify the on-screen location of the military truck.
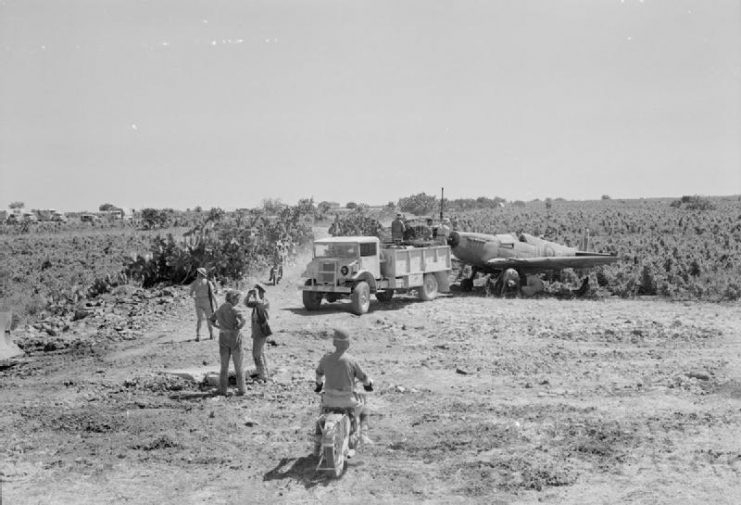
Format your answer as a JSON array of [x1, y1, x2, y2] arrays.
[[302, 236, 452, 315]]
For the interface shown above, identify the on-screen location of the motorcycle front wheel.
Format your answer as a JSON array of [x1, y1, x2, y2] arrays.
[[323, 417, 348, 478]]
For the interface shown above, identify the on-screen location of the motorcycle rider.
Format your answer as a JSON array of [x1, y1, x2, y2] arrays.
[[314, 328, 374, 455]]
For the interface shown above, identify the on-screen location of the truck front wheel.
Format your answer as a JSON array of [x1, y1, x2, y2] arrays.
[[303, 281, 323, 311], [351, 281, 371, 315], [419, 273, 439, 301]]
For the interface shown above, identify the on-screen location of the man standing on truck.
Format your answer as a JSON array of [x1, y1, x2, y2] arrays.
[[391, 213, 406, 243], [438, 217, 451, 244]]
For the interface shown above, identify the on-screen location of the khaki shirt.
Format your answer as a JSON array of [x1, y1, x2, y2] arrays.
[[189, 278, 214, 302], [316, 351, 368, 394], [209, 302, 245, 332]]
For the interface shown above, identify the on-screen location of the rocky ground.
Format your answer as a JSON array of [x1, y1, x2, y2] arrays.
[[2, 261, 741, 504]]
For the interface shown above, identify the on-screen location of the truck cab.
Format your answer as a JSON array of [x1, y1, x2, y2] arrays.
[[303, 236, 381, 292]]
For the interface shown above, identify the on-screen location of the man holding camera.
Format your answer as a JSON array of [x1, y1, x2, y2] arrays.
[[246, 283, 271, 383]]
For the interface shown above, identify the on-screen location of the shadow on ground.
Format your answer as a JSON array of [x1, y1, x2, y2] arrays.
[[263, 455, 332, 489], [282, 296, 449, 317]]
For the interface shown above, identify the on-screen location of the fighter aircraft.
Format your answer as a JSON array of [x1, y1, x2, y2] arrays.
[[446, 230, 619, 295]]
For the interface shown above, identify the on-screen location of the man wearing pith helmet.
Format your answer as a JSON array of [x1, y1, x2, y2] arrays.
[[189, 267, 217, 341], [246, 282, 271, 383], [208, 289, 246, 396], [314, 328, 374, 451]]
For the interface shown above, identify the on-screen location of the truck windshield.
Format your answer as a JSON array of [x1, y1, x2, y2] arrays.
[[314, 243, 359, 258]]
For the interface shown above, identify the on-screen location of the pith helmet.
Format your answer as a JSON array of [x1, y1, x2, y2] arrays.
[[333, 328, 351, 345], [226, 290, 241, 303], [196, 267, 207, 277]]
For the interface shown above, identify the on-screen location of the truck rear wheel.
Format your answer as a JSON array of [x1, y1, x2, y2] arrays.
[[376, 289, 394, 302], [303, 280, 323, 311], [351, 281, 371, 315], [419, 273, 439, 301]]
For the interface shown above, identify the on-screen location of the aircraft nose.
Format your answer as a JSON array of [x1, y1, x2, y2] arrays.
[[447, 231, 460, 248]]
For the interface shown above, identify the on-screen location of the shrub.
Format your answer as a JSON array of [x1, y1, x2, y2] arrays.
[[671, 195, 715, 211], [724, 282, 741, 301], [637, 265, 657, 295], [124, 204, 313, 287]]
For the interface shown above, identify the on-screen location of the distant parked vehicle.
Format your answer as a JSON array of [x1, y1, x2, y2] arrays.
[[21, 213, 38, 223], [80, 213, 99, 223], [51, 213, 68, 223]]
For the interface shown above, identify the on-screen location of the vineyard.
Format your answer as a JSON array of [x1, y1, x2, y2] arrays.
[[0, 204, 314, 323], [2, 196, 739, 327]]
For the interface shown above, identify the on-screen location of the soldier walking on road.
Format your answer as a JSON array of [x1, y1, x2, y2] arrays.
[[246, 283, 271, 383], [209, 290, 246, 396], [189, 267, 217, 341]]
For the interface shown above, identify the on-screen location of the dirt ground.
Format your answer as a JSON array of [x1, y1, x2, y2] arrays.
[[2, 259, 741, 505]]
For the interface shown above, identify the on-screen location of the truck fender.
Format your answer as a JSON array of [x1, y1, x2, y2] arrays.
[[351, 272, 377, 292]]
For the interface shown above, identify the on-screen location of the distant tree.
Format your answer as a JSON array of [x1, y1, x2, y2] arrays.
[[601, 194, 611, 200], [262, 198, 284, 214], [398, 192, 437, 215], [545, 198, 553, 210], [671, 195, 715, 211], [296, 197, 315, 215], [207, 207, 225, 222], [140, 208, 169, 229], [386, 201, 396, 210], [346, 201, 358, 210], [194, 206, 203, 213], [317, 201, 333, 216], [99, 203, 118, 211], [9, 201, 24, 210]]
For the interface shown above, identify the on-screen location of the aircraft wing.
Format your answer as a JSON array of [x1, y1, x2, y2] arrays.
[[484, 254, 618, 272]]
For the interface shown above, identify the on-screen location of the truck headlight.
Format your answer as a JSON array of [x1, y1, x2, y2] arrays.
[[340, 266, 349, 276]]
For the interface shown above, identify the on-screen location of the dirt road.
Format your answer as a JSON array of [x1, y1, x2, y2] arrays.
[[2, 261, 741, 504]]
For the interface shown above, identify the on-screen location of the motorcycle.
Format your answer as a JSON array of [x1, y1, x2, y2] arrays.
[[314, 388, 368, 478]]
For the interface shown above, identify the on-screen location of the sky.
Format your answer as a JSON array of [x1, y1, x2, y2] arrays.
[[1, 0, 739, 212]]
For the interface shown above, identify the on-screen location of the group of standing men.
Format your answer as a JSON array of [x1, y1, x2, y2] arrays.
[[391, 213, 451, 244], [189, 268, 271, 395]]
